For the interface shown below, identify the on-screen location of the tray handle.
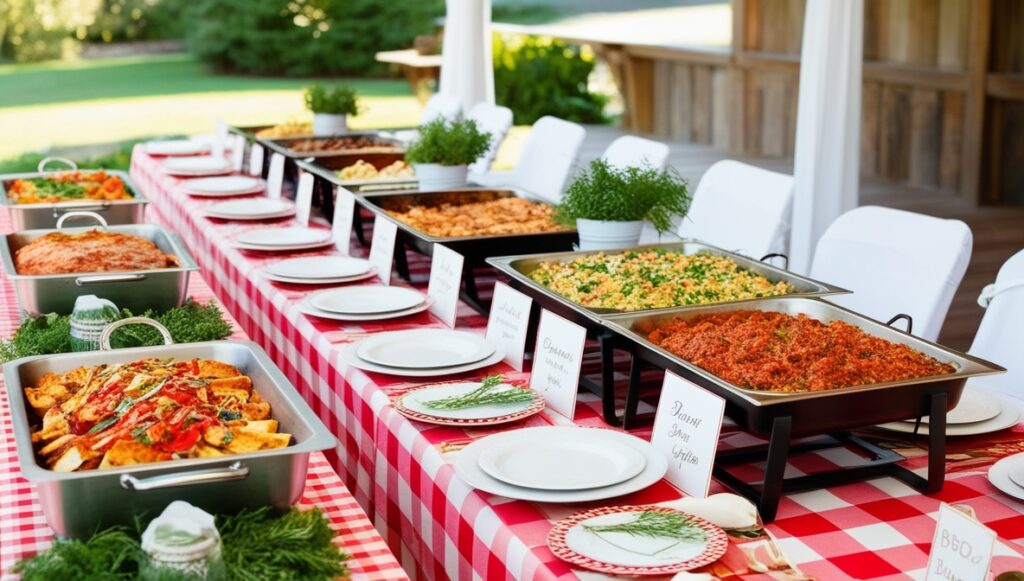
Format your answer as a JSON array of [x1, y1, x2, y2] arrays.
[[885, 313, 914, 334], [100, 316, 174, 351], [76, 273, 147, 286], [51, 205, 111, 218], [119, 461, 249, 491], [759, 253, 789, 270], [37, 156, 77, 175], [56, 211, 108, 230]]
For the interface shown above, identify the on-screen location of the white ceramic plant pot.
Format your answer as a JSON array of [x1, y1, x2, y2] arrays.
[[413, 163, 469, 191], [313, 113, 348, 135], [576, 218, 645, 250]]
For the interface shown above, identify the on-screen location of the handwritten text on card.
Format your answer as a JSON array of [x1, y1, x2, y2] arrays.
[[485, 282, 533, 371], [529, 310, 586, 419], [650, 371, 725, 498]]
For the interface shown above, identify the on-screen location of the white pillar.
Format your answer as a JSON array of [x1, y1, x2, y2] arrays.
[[789, 0, 864, 274], [439, 0, 495, 116]]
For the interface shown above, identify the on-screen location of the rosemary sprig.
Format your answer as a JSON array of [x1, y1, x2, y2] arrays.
[[583, 511, 707, 544], [421, 375, 534, 410]]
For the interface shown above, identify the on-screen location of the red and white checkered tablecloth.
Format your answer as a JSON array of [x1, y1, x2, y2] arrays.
[[129, 147, 1024, 580], [0, 210, 405, 580]]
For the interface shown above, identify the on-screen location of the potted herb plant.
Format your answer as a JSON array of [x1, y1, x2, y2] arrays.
[[405, 118, 491, 191], [304, 84, 360, 135], [555, 159, 690, 250]]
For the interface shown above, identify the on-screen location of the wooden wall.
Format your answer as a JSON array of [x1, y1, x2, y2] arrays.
[[600, 0, 1024, 205]]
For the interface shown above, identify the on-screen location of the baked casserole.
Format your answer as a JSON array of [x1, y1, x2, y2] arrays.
[[386, 197, 566, 238], [15, 229, 178, 275]]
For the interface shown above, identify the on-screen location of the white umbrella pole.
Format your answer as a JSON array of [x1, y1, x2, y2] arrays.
[[789, 0, 864, 274], [439, 0, 495, 115]]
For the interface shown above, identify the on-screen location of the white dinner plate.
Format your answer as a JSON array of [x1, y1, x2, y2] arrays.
[[876, 391, 1021, 436], [454, 426, 668, 503], [146, 139, 209, 156], [339, 342, 505, 377], [236, 227, 332, 248], [916, 387, 1002, 425], [399, 382, 540, 421], [356, 329, 494, 369], [263, 270, 377, 286], [989, 453, 1024, 501], [310, 285, 424, 315], [163, 156, 233, 176], [477, 429, 646, 490], [234, 240, 334, 252], [266, 256, 371, 280], [185, 176, 265, 196], [1010, 463, 1024, 490], [299, 297, 430, 321], [205, 199, 295, 220], [189, 133, 233, 151]]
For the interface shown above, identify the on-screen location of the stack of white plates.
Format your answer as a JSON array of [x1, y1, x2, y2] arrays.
[[233, 227, 333, 252], [876, 387, 1021, 436], [454, 426, 668, 502], [301, 285, 428, 320], [146, 139, 209, 156], [163, 156, 233, 177], [185, 176, 265, 197], [341, 329, 503, 376], [263, 256, 375, 285], [205, 199, 295, 221], [989, 452, 1024, 501]]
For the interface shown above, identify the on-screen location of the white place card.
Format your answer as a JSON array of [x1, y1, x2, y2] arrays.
[[426, 244, 465, 328], [266, 153, 286, 200], [650, 371, 726, 498], [485, 282, 533, 371], [213, 118, 228, 157], [294, 171, 315, 227], [332, 186, 356, 255], [529, 309, 587, 419], [231, 134, 246, 172], [925, 503, 996, 581], [368, 218, 398, 285], [247, 143, 264, 177]]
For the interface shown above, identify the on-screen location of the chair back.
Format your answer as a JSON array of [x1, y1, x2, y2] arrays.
[[810, 206, 972, 341], [968, 249, 1024, 399], [421, 94, 462, 124], [467, 102, 513, 174], [676, 160, 795, 258], [508, 116, 585, 203], [603, 135, 670, 170]]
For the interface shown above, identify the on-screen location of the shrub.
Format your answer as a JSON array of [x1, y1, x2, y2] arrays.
[[305, 84, 360, 115], [405, 118, 491, 167], [186, 0, 443, 76], [555, 159, 691, 233], [0, 0, 80, 63], [83, 0, 189, 43], [493, 34, 609, 125]]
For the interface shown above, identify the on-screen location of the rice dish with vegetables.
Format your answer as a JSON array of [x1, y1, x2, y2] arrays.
[[528, 250, 792, 311]]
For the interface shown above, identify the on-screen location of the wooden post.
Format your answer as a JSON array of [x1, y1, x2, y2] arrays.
[[960, 0, 991, 202]]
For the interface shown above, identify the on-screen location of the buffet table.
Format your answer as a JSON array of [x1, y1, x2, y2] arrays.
[[0, 211, 406, 580], [129, 148, 1024, 579]]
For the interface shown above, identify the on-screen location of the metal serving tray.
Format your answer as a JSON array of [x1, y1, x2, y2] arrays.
[[487, 241, 849, 330], [602, 297, 1005, 436], [4, 340, 336, 538], [0, 169, 149, 230], [0, 222, 199, 315], [260, 133, 405, 160]]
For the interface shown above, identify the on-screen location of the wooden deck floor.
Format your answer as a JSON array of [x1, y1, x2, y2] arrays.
[[574, 125, 1024, 351]]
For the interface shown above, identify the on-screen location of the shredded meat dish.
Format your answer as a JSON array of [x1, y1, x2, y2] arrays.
[[386, 197, 566, 237], [647, 310, 956, 393], [286, 136, 400, 154], [15, 230, 178, 275]]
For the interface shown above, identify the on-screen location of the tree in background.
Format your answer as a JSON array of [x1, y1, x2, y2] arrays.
[[187, 0, 444, 76], [0, 0, 90, 62], [82, 0, 189, 43]]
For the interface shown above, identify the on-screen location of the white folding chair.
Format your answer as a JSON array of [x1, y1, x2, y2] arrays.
[[467, 102, 513, 175], [967, 249, 1024, 400], [471, 116, 585, 203], [602, 135, 670, 170], [809, 206, 973, 341], [673, 160, 795, 258], [421, 93, 462, 124]]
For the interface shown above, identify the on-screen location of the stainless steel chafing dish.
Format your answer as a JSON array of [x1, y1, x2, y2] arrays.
[[4, 340, 336, 538], [602, 296, 1005, 436], [0, 158, 149, 230], [0, 213, 198, 315], [259, 132, 405, 160], [486, 240, 849, 328]]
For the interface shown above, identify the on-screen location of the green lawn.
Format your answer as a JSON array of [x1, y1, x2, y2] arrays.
[[0, 54, 421, 159]]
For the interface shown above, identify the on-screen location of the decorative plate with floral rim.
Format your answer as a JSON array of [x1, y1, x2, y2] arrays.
[[393, 380, 545, 427], [547, 505, 728, 576]]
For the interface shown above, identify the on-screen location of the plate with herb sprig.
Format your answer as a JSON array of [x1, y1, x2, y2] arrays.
[[547, 506, 728, 575], [395, 375, 545, 426]]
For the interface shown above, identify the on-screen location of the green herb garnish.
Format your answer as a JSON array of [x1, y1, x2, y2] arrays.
[[86, 415, 118, 435], [582, 510, 707, 555], [0, 300, 232, 363], [420, 375, 534, 410], [218, 409, 242, 422]]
